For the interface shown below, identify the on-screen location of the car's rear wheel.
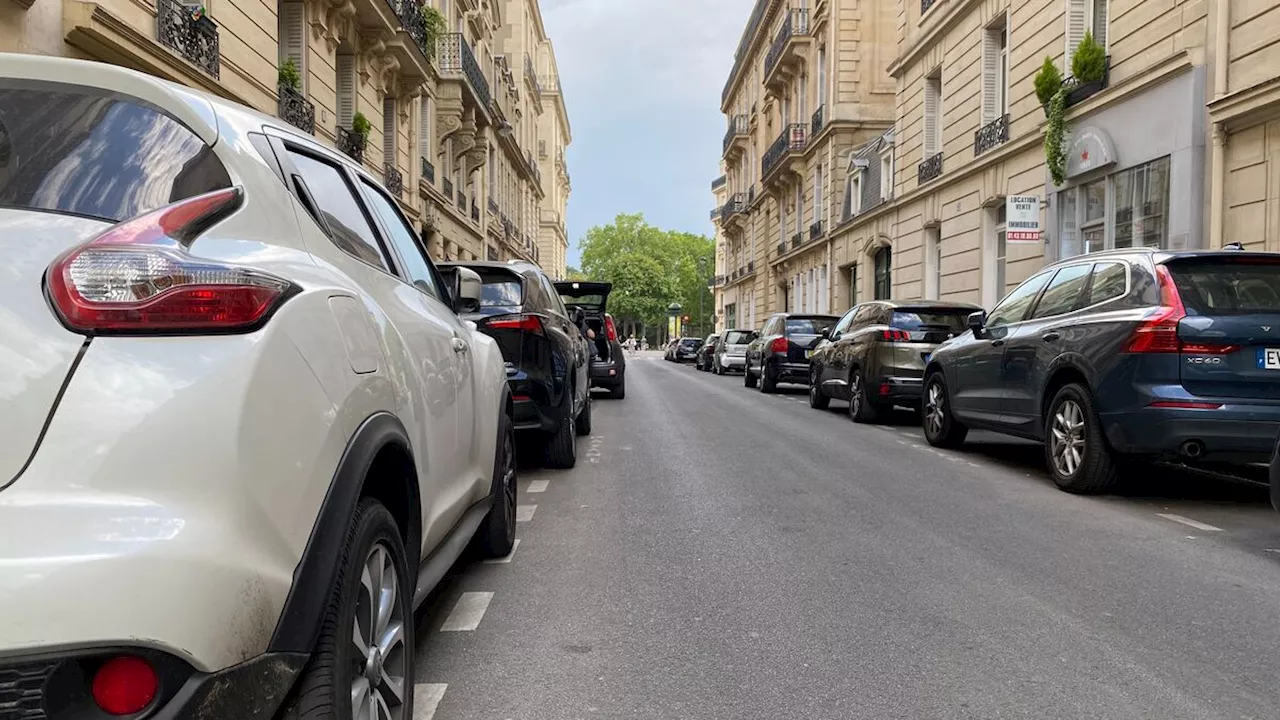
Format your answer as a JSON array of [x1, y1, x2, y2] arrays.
[[1045, 383, 1118, 494], [922, 373, 967, 448], [848, 369, 877, 423], [609, 379, 626, 399], [544, 408, 577, 469], [576, 395, 592, 436], [282, 498, 413, 720], [744, 362, 758, 388], [809, 368, 830, 409], [474, 412, 517, 558], [759, 363, 777, 394]]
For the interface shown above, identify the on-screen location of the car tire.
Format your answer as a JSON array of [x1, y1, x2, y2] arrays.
[[809, 368, 830, 409], [576, 395, 592, 436], [922, 372, 968, 448], [1044, 383, 1119, 494], [474, 411, 517, 558], [544, 408, 577, 469], [281, 498, 413, 720], [744, 362, 758, 388], [609, 380, 626, 399], [848, 369, 877, 423], [759, 363, 777, 394]]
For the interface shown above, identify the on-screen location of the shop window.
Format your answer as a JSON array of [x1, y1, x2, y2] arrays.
[[1057, 156, 1170, 258], [874, 246, 892, 300]]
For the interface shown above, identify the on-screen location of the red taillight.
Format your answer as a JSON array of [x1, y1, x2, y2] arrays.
[[604, 315, 617, 342], [770, 337, 789, 354], [1180, 342, 1240, 355], [880, 329, 910, 342], [1148, 400, 1225, 410], [46, 188, 295, 335], [1124, 265, 1187, 353], [91, 656, 158, 715], [484, 314, 545, 335]]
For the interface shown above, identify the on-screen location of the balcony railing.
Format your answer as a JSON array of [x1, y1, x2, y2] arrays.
[[384, 164, 403, 196], [421, 157, 435, 185], [278, 85, 314, 134], [747, 260, 755, 272], [748, 185, 757, 205], [921, 0, 940, 14], [811, 104, 825, 136], [157, 0, 219, 78], [791, 233, 803, 250], [918, 152, 943, 185], [1063, 56, 1112, 108], [721, 193, 746, 222], [764, 8, 809, 79], [443, 177, 454, 199], [456, 190, 467, 212], [389, 0, 429, 62], [973, 114, 1010, 156], [710, 208, 721, 221], [336, 127, 364, 163], [762, 124, 807, 179], [722, 114, 748, 155], [721, 0, 770, 104], [471, 199, 480, 223], [777, 241, 787, 256], [809, 221, 825, 240], [438, 34, 492, 113], [538, 74, 561, 93], [524, 54, 542, 101]]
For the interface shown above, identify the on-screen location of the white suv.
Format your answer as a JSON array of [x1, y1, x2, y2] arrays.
[[0, 54, 517, 720]]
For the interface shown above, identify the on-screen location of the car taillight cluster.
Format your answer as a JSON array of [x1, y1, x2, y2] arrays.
[[770, 337, 789, 354], [604, 315, 617, 342], [483, 314, 545, 335], [1123, 265, 1237, 354], [45, 188, 296, 335], [880, 329, 911, 342]]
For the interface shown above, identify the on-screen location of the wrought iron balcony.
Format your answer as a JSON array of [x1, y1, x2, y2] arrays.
[[764, 8, 809, 81], [710, 207, 721, 222], [471, 199, 480, 223], [156, 0, 219, 78], [443, 177, 454, 199], [384, 163, 403, 196], [809, 221, 825, 240], [421, 157, 435, 185], [921, 0, 940, 14], [791, 233, 803, 250], [777, 241, 787, 256], [917, 152, 943, 185], [973, 114, 1010, 156], [538, 74, 561, 93], [524, 54, 542, 102], [748, 185, 757, 204], [337, 127, 364, 163], [456, 190, 466, 212], [389, 0, 429, 63], [747, 260, 755, 272], [811, 104, 825, 136], [722, 114, 748, 155], [278, 85, 314, 134], [762, 124, 807, 180], [438, 34, 492, 114], [721, 193, 746, 223]]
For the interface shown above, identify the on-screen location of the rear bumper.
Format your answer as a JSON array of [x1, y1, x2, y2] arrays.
[[871, 375, 924, 406], [718, 353, 746, 369], [506, 368, 565, 433], [766, 358, 811, 383], [1102, 404, 1280, 462], [590, 360, 624, 388]]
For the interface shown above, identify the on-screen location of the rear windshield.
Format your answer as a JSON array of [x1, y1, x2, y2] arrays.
[[1169, 261, 1280, 315], [478, 275, 523, 308], [891, 310, 971, 332], [724, 331, 753, 344], [561, 293, 605, 306], [0, 82, 232, 222], [680, 339, 700, 347], [785, 317, 835, 335]]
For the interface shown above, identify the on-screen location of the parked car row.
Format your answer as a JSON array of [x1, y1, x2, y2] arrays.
[[693, 246, 1280, 498]]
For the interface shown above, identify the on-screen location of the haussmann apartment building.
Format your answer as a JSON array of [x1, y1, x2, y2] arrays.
[[713, 0, 1280, 326], [1, 0, 573, 277]]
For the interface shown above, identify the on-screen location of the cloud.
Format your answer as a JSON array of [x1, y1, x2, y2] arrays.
[[542, 0, 752, 267]]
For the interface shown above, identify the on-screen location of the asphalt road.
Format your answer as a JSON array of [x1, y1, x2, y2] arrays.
[[412, 351, 1280, 720]]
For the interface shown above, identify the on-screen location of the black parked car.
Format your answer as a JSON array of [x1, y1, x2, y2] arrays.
[[695, 333, 720, 371], [809, 300, 980, 421], [671, 337, 703, 363], [555, 281, 626, 399], [441, 261, 591, 468], [924, 248, 1280, 493], [744, 313, 839, 393]]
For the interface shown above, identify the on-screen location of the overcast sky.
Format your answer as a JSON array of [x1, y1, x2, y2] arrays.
[[542, 0, 752, 268]]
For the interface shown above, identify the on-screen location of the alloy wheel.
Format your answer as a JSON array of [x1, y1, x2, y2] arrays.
[[1050, 399, 1086, 477], [501, 427, 516, 535], [809, 378, 819, 403], [924, 381, 945, 437], [351, 543, 407, 720], [849, 374, 862, 418]]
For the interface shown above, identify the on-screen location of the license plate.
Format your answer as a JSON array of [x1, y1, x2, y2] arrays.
[[1258, 348, 1280, 369], [805, 349, 813, 359]]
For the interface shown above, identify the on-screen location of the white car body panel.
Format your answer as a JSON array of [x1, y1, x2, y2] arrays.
[[0, 53, 508, 674]]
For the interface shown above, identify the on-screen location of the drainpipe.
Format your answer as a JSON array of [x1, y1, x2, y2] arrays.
[[1209, 0, 1230, 248]]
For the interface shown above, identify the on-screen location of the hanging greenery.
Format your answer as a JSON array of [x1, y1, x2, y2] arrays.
[[421, 5, 447, 56], [1044, 88, 1069, 185], [1071, 30, 1107, 83], [278, 57, 302, 92], [1033, 56, 1063, 112]]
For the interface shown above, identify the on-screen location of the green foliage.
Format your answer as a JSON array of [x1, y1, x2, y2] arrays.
[[1044, 88, 1069, 186], [421, 5, 447, 56], [1033, 56, 1063, 110], [1071, 30, 1107, 83], [351, 111, 372, 142], [578, 213, 716, 335], [563, 266, 588, 280], [278, 57, 302, 92]]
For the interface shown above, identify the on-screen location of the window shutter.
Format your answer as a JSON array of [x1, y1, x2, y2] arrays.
[[922, 77, 938, 157], [419, 96, 431, 159], [336, 54, 355, 128], [1093, 0, 1108, 50], [981, 30, 999, 124], [280, 1, 306, 87], [383, 95, 396, 167], [1065, 0, 1088, 64]]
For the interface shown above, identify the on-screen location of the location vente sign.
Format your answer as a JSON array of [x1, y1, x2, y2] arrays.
[[1006, 195, 1041, 243]]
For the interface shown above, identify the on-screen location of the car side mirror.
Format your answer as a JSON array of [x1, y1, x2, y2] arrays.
[[452, 267, 482, 314], [967, 310, 987, 336], [820, 328, 831, 340]]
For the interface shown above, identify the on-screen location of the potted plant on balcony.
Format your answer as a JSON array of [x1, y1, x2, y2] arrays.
[[278, 57, 301, 95], [1065, 31, 1108, 106], [420, 4, 446, 55], [351, 111, 372, 147], [1033, 56, 1063, 115]]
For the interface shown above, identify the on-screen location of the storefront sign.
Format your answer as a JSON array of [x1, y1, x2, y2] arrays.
[[1006, 195, 1041, 243], [1065, 126, 1118, 179]]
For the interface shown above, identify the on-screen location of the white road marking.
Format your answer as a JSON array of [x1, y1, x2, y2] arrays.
[[1156, 513, 1223, 532], [440, 591, 494, 631], [516, 504, 537, 522], [526, 479, 550, 493], [482, 538, 520, 564], [413, 684, 447, 719]]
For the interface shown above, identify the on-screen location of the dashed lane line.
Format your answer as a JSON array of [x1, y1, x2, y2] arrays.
[[516, 504, 537, 522], [440, 592, 494, 632], [1156, 513, 1224, 532], [526, 479, 549, 493], [482, 538, 520, 564], [414, 684, 448, 719]]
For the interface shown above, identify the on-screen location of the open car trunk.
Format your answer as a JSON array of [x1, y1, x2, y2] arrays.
[[555, 280, 613, 362]]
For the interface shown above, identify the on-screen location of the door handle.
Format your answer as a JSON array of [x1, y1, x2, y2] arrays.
[[990, 340, 1005, 347], [451, 337, 469, 353], [1042, 332, 1061, 342]]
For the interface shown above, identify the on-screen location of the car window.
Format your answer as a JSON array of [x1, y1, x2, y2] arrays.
[[0, 82, 232, 222], [784, 318, 829, 335], [1088, 262, 1128, 306], [724, 330, 753, 344], [479, 276, 523, 308], [1167, 260, 1280, 315], [359, 180, 440, 298], [832, 307, 857, 335], [1030, 264, 1092, 319], [891, 309, 970, 331], [541, 275, 569, 317], [987, 271, 1051, 328], [286, 150, 389, 271], [852, 304, 879, 327]]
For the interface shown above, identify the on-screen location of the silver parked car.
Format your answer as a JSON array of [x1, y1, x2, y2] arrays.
[[712, 329, 757, 374]]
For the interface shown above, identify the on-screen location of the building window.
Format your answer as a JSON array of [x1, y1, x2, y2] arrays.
[[847, 263, 858, 306], [1057, 156, 1170, 259], [419, 95, 432, 164], [849, 169, 863, 216], [725, 303, 736, 330], [814, 164, 824, 226], [924, 226, 941, 299], [880, 149, 893, 201], [982, 15, 1008, 124], [874, 246, 892, 300], [819, 265, 829, 313], [383, 95, 396, 167], [335, 51, 356, 129], [991, 203, 1008, 307], [1066, 0, 1108, 59], [279, 0, 306, 93], [794, 184, 804, 236], [922, 71, 942, 158], [817, 46, 827, 107]]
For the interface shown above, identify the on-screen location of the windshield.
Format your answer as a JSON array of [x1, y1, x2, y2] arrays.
[[891, 309, 970, 332], [785, 317, 835, 336], [1168, 261, 1280, 315], [724, 330, 753, 344], [479, 279, 523, 308]]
